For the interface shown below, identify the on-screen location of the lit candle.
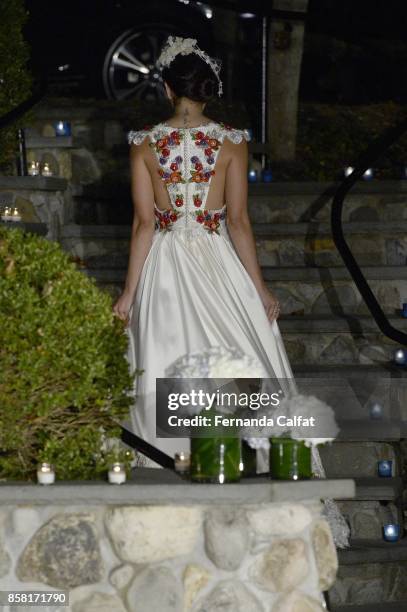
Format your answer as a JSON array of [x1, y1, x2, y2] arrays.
[[262, 168, 273, 183], [402, 303, 407, 318], [174, 452, 190, 474], [28, 160, 40, 176], [11, 207, 21, 222], [1, 206, 12, 222], [369, 402, 383, 420], [41, 162, 53, 177], [394, 348, 407, 365], [363, 168, 374, 181], [344, 166, 354, 177], [108, 462, 126, 484], [37, 462, 55, 485], [248, 169, 258, 183], [383, 523, 400, 542], [54, 121, 71, 137], [378, 460, 393, 477]]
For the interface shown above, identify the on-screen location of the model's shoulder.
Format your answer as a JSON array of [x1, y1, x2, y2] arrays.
[[211, 121, 250, 144], [127, 122, 164, 145]]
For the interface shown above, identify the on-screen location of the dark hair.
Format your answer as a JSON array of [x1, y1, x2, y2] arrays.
[[161, 52, 218, 103]]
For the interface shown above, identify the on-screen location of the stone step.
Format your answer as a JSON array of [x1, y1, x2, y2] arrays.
[[59, 220, 407, 268], [319, 442, 398, 478], [352, 477, 403, 501], [0, 176, 68, 192], [338, 539, 407, 565], [25, 136, 74, 149], [331, 602, 407, 611], [336, 498, 403, 540], [80, 264, 407, 316], [247, 181, 407, 225], [329, 559, 407, 608]]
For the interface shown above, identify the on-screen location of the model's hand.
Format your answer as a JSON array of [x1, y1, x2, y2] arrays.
[[258, 287, 281, 322], [113, 290, 134, 326]]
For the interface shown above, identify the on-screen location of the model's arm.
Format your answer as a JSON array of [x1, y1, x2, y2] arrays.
[[225, 140, 280, 322], [112, 141, 156, 323]]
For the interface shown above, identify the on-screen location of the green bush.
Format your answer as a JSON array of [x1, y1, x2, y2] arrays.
[[0, 0, 32, 172], [0, 225, 138, 481]]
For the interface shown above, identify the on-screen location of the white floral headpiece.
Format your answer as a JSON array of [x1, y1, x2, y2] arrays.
[[157, 35, 223, 97]]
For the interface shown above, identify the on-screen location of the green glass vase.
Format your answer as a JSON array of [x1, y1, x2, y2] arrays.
[[269, 437, 312, 480], [190, 437, 241, 483], [240, 440, 257, 477]]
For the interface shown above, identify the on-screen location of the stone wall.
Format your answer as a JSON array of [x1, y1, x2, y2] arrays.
[[0, 494, 342, 612]]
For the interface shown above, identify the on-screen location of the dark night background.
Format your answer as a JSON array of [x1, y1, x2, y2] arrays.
[[23, 0, 407, 106]]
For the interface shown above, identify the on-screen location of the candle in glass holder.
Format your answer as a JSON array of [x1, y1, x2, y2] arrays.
[[394, 348, 407, 365], [11, 207, 21, 222], [378, 460, 393, 477], [262, 168, 273, 183], [54, 121, 71, 137], [344, 166, 354, 177], [383, 523, 400, 542], [108, 462, 126, 484], [28, 160, 40, 176], [174, 452, 190, 474], [248, 169, 258, 183], [41, 162, 53, 177], [369, 401, 383, 420], [1, 206, 12, 222], [37, 462, 55, 484], [363, 168, 374, 181]]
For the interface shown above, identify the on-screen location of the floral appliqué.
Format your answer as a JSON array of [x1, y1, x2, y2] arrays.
[[150, 130, 185, 184], [155, 207, 181, 231], [195, 209, 226, 234]]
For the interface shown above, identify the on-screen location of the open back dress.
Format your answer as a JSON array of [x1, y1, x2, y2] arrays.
[[125, 120, 294, 464]]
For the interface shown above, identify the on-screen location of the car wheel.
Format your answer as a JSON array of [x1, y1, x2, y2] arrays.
[[103, 25, 188, 101]]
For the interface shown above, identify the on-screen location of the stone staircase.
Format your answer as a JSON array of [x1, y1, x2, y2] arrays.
[[3, 101, 407, 610]]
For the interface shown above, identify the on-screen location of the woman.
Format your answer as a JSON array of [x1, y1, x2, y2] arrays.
[[112, 36, 294, 463]]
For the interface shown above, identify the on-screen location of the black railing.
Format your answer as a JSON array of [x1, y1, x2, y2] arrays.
[[331, 114, 407, 345]]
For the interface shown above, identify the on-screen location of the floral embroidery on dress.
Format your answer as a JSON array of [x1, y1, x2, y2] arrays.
[[193, 194, 202, 207], [155, 207, 181, 231], [150, 131, 184, 185], [195, 209, 226, 234], [128, 122, 249, 234], [174, 193, 184, 207]]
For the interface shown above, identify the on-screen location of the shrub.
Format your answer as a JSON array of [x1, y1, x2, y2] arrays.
[[0, 0, 33, 173], [0, 225, 138, 480]]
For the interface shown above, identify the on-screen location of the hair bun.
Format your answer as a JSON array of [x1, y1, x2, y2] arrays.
[[161, 53, 218, 103]]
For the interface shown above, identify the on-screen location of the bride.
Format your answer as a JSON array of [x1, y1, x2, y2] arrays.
[[113, 35, 294, 462], [112, 35, 350, 549]]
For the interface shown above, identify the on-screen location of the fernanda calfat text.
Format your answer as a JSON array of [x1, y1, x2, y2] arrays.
[[167, 414, 316, 428]]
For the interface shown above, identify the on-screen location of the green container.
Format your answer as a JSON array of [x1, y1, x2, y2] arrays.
[[190, 437, 241, 483], [240, 440, 257, 477], [269, 437, 312, 480]]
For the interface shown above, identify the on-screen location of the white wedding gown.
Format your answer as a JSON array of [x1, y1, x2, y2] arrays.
[[124, 119, 350, 548], [125, 120, 295, 463]]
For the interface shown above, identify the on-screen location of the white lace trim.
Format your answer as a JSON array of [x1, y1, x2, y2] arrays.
[[127, 129, 150, 145], [127, 124, 250, 146]]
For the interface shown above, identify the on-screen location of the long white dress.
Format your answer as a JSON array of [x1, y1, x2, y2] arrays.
[[125, 120, 295, 464]]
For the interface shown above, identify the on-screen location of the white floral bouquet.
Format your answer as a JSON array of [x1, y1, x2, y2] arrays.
[[165, 346, 339, 448]]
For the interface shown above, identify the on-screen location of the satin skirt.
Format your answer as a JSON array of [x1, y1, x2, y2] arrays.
[[125, 223, 295, 467]]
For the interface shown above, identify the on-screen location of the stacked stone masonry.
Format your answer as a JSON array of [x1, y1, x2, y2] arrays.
[[0, 501, 338, 612]]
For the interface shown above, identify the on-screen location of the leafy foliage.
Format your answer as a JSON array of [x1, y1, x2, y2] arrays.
[[0, 225, 138, 480], [0, 0, 33, 172]]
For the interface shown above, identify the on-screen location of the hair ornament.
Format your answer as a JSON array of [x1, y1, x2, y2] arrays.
[[157, 35, 223, 97]]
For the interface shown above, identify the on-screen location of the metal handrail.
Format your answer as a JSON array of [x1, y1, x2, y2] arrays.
[[331, 113, 407, 345]]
